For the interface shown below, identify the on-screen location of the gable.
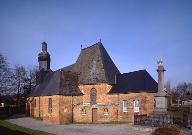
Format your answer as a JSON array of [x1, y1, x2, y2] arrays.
[[63, 42, 120, 84]]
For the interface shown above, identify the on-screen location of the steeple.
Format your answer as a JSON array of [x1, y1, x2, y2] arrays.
[[42, 41, 47, 52], [38, 42, 51, 71]]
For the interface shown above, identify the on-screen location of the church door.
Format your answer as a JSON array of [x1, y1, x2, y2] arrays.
[[92, 108, 98, 123]]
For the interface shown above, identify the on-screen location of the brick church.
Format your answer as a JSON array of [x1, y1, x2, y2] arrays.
[[27, 41, 158, 124]]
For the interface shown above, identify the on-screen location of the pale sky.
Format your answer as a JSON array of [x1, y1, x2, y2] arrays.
[[0, 0, 192, 87]]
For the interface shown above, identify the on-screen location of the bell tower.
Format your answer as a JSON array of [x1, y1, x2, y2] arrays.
[[38, 42, 51, 71]]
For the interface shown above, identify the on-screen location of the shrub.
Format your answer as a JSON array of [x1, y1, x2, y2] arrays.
[[151, 124, 181, 135]]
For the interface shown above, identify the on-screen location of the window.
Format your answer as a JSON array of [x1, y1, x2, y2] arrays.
[[90, 88, 97, 105], [34, 99, 36, 108], [134, 99, 140, 113], [135, 100, 140, 107], [123, 100, 128, 112], [81, 108, 86, 115], [48, 98, 52, 114], [103, 108, 109, 116]]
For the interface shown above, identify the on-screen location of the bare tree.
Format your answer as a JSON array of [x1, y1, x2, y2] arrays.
[[11, 65, 27, 105], [0, 53, 14, 96], [175, 82, 188, 96], [23, 66, 38, 99], [165, 81, 171, 93], [168, 82, 192, 104], [186, 83, 192, 95]]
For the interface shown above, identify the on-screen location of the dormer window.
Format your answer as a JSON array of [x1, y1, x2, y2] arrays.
[[90, 88, 97, 105]]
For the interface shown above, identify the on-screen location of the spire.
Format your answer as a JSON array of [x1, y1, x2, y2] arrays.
[[38, 41, 51, 71], [42, 42, 47, 52]]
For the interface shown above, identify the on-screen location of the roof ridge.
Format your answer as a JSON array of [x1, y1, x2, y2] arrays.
[[82, 42, 102, 50], [98, 43, 109, 83], [122, 69, 147, 75]]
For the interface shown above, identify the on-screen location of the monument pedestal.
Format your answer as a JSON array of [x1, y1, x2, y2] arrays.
[[154, 92, 168, 112], [145, 111, 173, 127], [145, 92, 173, 127]]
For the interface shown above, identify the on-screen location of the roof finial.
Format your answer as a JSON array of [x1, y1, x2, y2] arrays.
[[99, 39, 101, 43], [81, 44, 83, 50]]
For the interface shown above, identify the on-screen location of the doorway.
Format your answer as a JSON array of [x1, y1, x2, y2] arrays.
[[92, 108, 98, 123]]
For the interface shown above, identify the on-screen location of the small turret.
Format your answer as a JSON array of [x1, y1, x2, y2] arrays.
[[38, 42, 51, 71]]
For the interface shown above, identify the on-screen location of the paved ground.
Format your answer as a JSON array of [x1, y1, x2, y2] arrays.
[[6, 116, 191, 135]]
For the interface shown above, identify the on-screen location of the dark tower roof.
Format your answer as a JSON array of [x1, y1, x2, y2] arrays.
[[38, 42, 50, 61], [62, 42, 120, 84], [38, 42, 51, 71]]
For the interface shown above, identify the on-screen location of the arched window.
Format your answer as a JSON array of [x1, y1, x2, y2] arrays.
[[81, 107, 86, 115], [90, 88, 97, 105], [103, 108, 109, 116]]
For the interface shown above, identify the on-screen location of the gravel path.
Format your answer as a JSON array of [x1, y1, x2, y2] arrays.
[[6, 117, 152, 135], [6, 116, 191, 135]]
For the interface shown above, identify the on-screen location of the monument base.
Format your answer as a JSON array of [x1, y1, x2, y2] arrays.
[[154, 92, 169, 112], [145, 111, 173, 127]]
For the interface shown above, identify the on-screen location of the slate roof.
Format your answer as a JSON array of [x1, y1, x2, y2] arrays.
[[31, 70, 82, 96], [61, 64, 74, 72], [109, 70, 158, 94], [31, 42, 158, 97], [62, 42, 120, 84]]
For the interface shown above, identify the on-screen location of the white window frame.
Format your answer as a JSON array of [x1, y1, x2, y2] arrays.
[[134, 99, 140, 113], [123, 100, 128, 112]]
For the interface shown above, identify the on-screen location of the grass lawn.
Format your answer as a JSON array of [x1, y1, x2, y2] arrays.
[[0, 119, 55, 135]]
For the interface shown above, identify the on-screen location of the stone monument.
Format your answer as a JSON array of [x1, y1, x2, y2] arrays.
[[144, 59, 173, 127], [155, 58, 169, 112]]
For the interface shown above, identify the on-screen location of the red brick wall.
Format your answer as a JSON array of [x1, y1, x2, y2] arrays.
[[28, 84, 155, 124], [73, 84, 155, 123]]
